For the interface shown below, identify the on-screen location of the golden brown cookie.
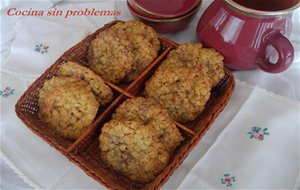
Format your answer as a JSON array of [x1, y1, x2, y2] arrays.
[[125, 34, 158, 81], [198, 48, 225, 87], [163, 44, 203, 67], [38, 76, 99, 139], [159, 43, 208, 75], [99, 120, 169, 182], [162, 44, 224, 87], [145, 67, 211, 123], [38, 76, 79, 97], [112, 97, 183, 151], [110, 20, 160, 81], [166, 43, 203, 64], [111, 20, 160, 51], [56, 61, 113, 105], [88, 30, 134, 83]]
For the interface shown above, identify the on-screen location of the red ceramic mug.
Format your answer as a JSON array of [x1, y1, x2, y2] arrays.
[[196, 0, 300, 73]]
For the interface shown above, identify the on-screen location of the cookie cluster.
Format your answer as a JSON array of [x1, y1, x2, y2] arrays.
[[38, 61, 113, 140], [145, 44, 225, 122], [88, 20, 160, 83], [99, 97, 183, 182]]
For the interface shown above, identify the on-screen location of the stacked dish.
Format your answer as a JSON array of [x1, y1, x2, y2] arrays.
[[127, 0, 202, 32]]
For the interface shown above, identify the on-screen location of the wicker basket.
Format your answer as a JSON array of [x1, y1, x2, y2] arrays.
[[15, 20, 235, 190]]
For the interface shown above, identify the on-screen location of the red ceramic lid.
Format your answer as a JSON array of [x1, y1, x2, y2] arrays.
[[129, 0, 201, 18], [128, 0, 199, 22]]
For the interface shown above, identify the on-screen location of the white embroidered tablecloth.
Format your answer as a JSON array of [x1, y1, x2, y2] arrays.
[[1, 0, 300, 189], [2, 17, 89, 80], [178, 81, 299, 189]]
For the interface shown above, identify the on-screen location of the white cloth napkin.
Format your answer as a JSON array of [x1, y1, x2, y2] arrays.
[[0, 1, 54, 51], [178, 81, 300, 189], [1, 17, 89, 80], [1, 115, 74, 189], [0, 71, 27, 122], [1, 114, 105, 190]]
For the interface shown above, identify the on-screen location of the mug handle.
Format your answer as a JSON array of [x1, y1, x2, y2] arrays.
[[257, 32, 294, 73]]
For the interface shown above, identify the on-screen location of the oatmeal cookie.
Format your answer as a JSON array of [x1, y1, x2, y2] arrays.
[[125, 34, 158, 81], [38, 76, 79, 97], [162, 44, 224, 87], [99, 120, 169, 182], [145, 67, 211, 123], [166, 43, 203, 59], [38, 76, 99, 139], [56, 61, 113, 105], [111, 20, 160, 51], [88, 30, 134, 83], [111, 20, 160, 81], [112, 97, 183, 151], [198, 48, 225, 87], [158, 43, 208, 79]]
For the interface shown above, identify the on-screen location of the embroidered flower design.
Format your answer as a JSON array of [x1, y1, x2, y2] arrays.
[[35, 44, 49, 54], [221, 173, 236, 187], [248, 126, 269, 141], [0, 87, 15, 98]]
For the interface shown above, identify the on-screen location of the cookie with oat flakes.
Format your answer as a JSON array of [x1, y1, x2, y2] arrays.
[[38, 76, 98, 140], [125, 34, 158, 81], [99, 120, 169, 182], [111, 20, 160, 51], [158, 43, 209, 79], [198, 48, 225, 87], [88, 30, 134, 83], [110, 20, 160, 81], [56, 61, 113, 105], [162, 44, 224, 87], [145, 67, 211, 123], [112, 97, 183, 152]]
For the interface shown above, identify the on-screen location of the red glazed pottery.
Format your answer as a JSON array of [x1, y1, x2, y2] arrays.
[[196, 0, 300, 73], [128, 0, 201, 18], [128, 1, 200, 33]]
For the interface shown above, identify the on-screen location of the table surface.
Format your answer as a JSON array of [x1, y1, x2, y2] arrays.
[[1, 0, 299, 189]]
